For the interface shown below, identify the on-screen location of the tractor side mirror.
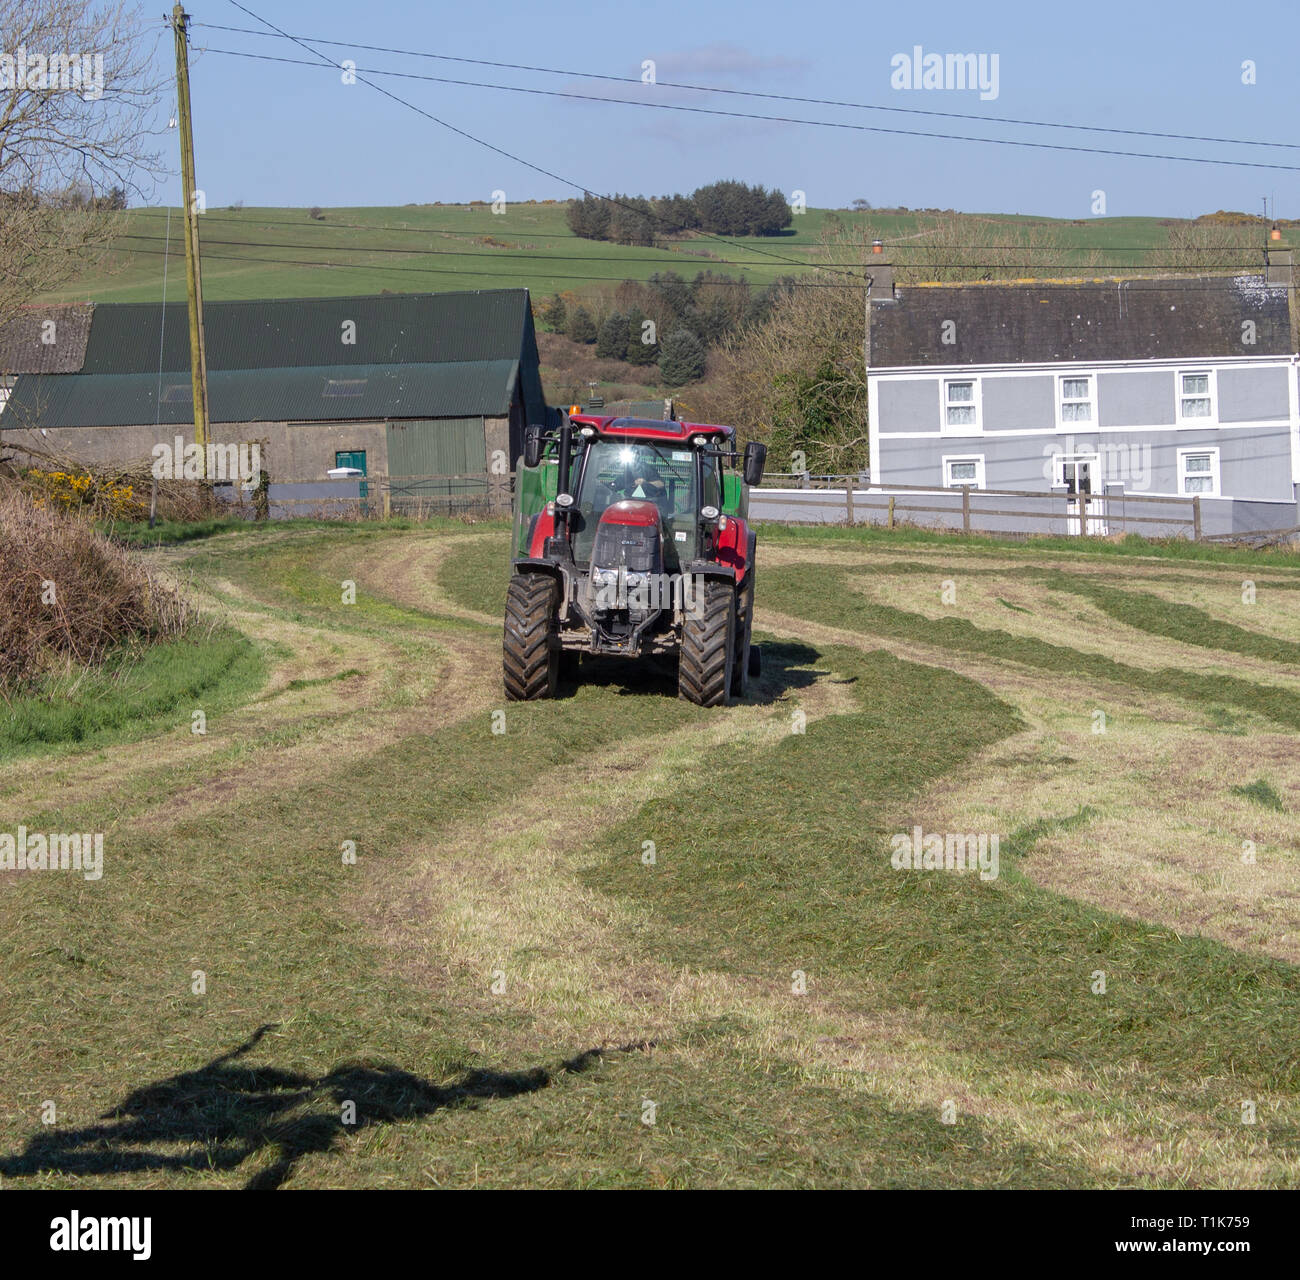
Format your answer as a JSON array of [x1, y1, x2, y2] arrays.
[[742, 441, 767, 488], [523, 425, 544, 469]]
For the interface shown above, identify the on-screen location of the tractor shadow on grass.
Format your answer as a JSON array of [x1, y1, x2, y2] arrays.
[[560, 640, 833, 707], [0, 1024, 645, 1190]]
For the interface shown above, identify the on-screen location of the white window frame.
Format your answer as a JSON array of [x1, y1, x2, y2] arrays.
[[942, 377, 982, 434], [1056, 372, 1095, 428], [942, 453, 986, 489], [1176, 368, 1216, 424], [1177, 446, 1221, 497]]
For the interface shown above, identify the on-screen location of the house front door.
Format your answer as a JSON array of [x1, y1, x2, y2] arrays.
[[1059, 454, 1106, 536]]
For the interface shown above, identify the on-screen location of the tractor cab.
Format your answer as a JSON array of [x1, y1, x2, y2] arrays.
[[571, 436, 712, 572]]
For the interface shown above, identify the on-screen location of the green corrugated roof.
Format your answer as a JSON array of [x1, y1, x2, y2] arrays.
[[4, 360, 519, 428], [78, 290, 531, 374]]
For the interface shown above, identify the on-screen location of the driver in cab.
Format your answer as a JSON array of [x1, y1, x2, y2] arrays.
[[624, 462, 671, 512]]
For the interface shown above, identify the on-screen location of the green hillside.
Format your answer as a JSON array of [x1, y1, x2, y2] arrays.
[[40, 203, 1284, 306]]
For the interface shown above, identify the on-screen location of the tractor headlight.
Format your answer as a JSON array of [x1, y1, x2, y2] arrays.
[[624, 572, 644, 588], [700, 505, 720, 521], [592, 568, 616, 586]]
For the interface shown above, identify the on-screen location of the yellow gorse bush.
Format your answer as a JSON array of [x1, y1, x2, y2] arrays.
[[25, 468, 146, 520]]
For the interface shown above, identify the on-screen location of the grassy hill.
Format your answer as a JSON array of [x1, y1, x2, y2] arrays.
[[39, 203, 1283, 306]]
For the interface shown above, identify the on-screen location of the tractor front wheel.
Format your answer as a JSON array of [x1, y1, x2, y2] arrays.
[[503, 572, 560, 701], [679, 578, 735, 707]]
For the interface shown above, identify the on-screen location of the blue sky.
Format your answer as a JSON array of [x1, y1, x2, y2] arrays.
[[157, 0, 1300, 218]]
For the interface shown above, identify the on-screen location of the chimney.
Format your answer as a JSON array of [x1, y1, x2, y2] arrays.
[[1265, 246, 1292, 286], [867, 240, 895, 301], [1266, 247, 1297, 349]]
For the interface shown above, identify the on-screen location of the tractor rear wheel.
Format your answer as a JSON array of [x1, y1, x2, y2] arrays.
[[503, 573, 560, 701], [678, 578, 735, 707]]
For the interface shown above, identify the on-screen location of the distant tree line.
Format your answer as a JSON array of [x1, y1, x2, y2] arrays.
[[3, 183, 128, 211], [567, 182, 792, 246], [541, 270, 792, 387]]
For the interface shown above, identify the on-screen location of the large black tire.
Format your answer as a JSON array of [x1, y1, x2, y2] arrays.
[[503, 573, 560, 701], [679, 578, 736, 707]]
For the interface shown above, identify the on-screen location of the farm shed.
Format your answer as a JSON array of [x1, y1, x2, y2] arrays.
[[0, 289, 548, 495]]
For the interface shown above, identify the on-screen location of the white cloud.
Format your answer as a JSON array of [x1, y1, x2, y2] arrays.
[[657, 42, 809, 81]]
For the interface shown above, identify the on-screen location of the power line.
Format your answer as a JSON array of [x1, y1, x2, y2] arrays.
[[214, 1, 864, 282], [113, 242, 799, 283], [128, 207, 640, 239], [116, 231, 802, 268], [198, 43, 1300, 174], [121, 209, 1291, 256], [192, 21, 1300, 154], [112, 242, 1299, 290], [117, 230, 1278, 272]]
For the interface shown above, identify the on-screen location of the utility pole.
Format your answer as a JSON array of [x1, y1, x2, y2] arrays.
[[172, 4, 210, 479]]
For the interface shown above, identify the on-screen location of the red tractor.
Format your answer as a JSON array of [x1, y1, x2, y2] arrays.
[[503, 413, 766, 706]]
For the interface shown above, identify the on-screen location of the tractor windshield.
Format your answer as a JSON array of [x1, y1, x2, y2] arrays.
[[573, 440, 698, 566]]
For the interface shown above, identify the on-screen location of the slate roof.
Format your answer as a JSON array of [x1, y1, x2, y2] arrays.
[[0, 304, 94, 375], [868, 275, 1293, 368]]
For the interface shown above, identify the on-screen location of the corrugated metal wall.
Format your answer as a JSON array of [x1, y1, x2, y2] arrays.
[[385, 417, 485, 478]]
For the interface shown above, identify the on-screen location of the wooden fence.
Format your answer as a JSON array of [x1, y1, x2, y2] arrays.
[[752, 480, 1205, 539], [225, 472, 1298, 545], [242, 474, 512, 520]]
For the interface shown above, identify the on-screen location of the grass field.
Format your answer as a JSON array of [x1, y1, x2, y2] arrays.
[[39, 204, 1285, 305], [2, 521, 1299, 1188]]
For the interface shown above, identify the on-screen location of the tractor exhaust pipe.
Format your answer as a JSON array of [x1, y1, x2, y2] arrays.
[[546, 414, 576, 560], [556, 415, 573, 509]]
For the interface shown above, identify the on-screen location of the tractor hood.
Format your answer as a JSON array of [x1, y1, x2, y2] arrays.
[[590, 500, 665, 581], [599, 499, 661, 528]]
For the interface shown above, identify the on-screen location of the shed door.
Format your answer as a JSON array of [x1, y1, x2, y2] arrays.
[[386, 418, 487, 499], [335, 449, 367, 499]]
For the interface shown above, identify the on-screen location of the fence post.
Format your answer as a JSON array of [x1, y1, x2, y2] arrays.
[[845, 481, 855, 525], [381, 475, 391, 520], [1192, 494, 1202, 541], [962, 485, 971, 533], [887, 494, 895, 529]]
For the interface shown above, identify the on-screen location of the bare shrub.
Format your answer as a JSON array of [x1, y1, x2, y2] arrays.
[[0, 488, 191, 687], [1145, 221, 1264, 276]]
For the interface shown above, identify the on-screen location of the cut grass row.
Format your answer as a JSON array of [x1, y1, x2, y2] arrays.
[[759, 521, 1300, 572], [4, 522, 1299, 1185], [0, 543, 1101, 1186], [584, 640, 1300, 1105], [762, 564, 1300, 733]]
